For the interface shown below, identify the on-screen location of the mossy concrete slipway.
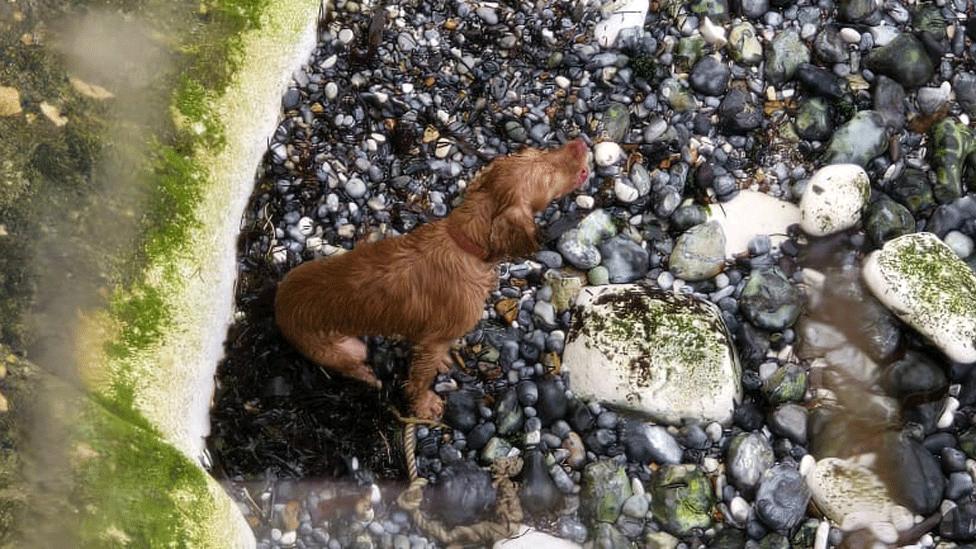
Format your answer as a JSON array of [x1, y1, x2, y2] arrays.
[[0, 0, 324, 545]]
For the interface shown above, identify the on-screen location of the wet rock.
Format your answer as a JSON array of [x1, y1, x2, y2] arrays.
[[814, 28, 847, 64], [763, 364, 807, 404], [755, 465, 810, 532], [563, 285, 741, 425], [839, 0, 876, 22], [865, 34, 934, 88], [623, 423, 683, 464], [809, 458, 903, 528], [863, 233, 976, 363], [593, 523, 629, 548], [941, 501, 976, 541], [795, 98, 832, 141], [727, 432, 775, 496], [800, 164, 871, 236], [536, 379, 568, 427], [739, 267, 802, 331], [650, 465, 714, 536], [481, 437, 514, 464], [954, 72, 976, 117], [930, 118, 975, 204], [669, 222, 727, 281], [729, 22, 763, 65], [878, 434, 944, 515], [495, 389, 524, 435], [917, 83, 951, 115], [796, 64, 845, 99], [769, 403, 807, 444], [519, 447, 562, 516], [888, 168, 935, 215], [718, 89, 763, 134], [765, 29, 810, 85], [580, 460, 632, 523], [428, 461, 497, 526], [599, 236, 650, 283], [823, 111, 888, 167], [705, 190, 802, 258], [603, 103, 630, 142], [444, 390, 480, 432], [873, 76, 906, 130], [690, 56, 730, 96], [864, 194, 916, 246]]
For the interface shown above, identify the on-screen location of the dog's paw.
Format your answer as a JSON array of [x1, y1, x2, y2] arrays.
[[412, 390, 444, 420], [348, 365, 382, 389], [436, 351, 454, 374]]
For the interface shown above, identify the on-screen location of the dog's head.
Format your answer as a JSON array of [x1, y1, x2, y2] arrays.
[[471, 139, 590, 261]]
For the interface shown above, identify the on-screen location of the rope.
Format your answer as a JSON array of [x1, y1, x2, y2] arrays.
[[396, 422, 526, 547]]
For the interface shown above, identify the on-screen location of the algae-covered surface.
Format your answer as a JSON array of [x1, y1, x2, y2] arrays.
[[0, 0, 321, 545]]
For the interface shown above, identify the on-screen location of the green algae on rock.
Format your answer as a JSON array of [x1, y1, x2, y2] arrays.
[[930, 118, 976, 204], [650, 465, 715, 536], [563, 284, 741, 425], [580, 460, 633, 524], [863, 232, 976, 363], [823, 111, 889, 167]]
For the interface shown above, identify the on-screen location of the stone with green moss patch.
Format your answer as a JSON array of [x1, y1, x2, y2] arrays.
[[563, 284, 741, 425], [650, 465, 715, 536], [863, 232, 976, 363], [580, 460, 632, 524], [930, 118, 976, 204]]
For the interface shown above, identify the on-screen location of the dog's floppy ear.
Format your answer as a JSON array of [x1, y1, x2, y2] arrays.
[[488, 203, 537, 261]]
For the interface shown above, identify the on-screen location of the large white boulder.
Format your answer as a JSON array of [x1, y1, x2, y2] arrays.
[[799, 164, 871, 236], [706, 190, 801, 258], [806, 457, 913, 533], [563, 284, 742, 425], [863, 232, 976, 363]]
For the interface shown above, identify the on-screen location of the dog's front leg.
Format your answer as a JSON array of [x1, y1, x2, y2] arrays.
[[407, 340, 451, 420]]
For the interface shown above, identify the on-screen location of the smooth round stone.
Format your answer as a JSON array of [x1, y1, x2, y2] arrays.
[[594, 141, 624, 167], [727, 432, 775, 496], [599, 235, 650, 283], [690, 55, 730, 96], [945, 230, 975, 258], [799, 164, 870, 236], [587, 266, 610, 285], [865, 195, 916, 246], [765, 29, 810, 85], [729, 22, 763, 65], [755, 465, 811, 531], [865, 34, 934, 88], [476, 7, 499, 25], [344, 178, 368, 199], [823, 111, 889, 167], [428, 462, 497, 526], [554, 76, 571, 89], [739, 267, 802, 330], [669, 221, 727, 281], [338, 28, 355, 44], [603, 102, 630, 142], [324, 81, 338, 100], [623, 423, 683, 464], [614, 179, 639, 203]]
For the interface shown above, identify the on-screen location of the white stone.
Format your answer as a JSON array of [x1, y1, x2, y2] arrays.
[[593, 0, 649, 48], [814, 520, 830, 549], [807, 457, 902, 530], [614, 179, 639, 203], [868, 522, 898, 544], [594, 141, 624, 167], [338, 28, 355, 44], [840, 28, 862, 43], [576, 195, 595, 209], [705, 190, 802, 258], [863, 232, 976, 363], [944, 230, 974, 259], [799, 164, 870, 236], [939, 396, 960, 429], [555, 75, 571, 89], [870, 25, 900, 46], [701, 17, 727, 47], [563, 284, 742, 425], [730, 496, 750, 523], [494, 525, 581, 548]]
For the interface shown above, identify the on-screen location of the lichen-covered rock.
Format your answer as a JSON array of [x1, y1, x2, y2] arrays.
[[650, 465, 715, 536], [799, 164, 871, 236], [807, 457, 912, 532], [563, 284, 741, 425], [580, 459, 632, 523], [930, 118, 976, 204], [865, 34, 934, 88], [863, 233, 976, 363]]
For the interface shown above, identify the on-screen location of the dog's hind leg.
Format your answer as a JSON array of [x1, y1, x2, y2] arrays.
[[292, 331, 381, 389]]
